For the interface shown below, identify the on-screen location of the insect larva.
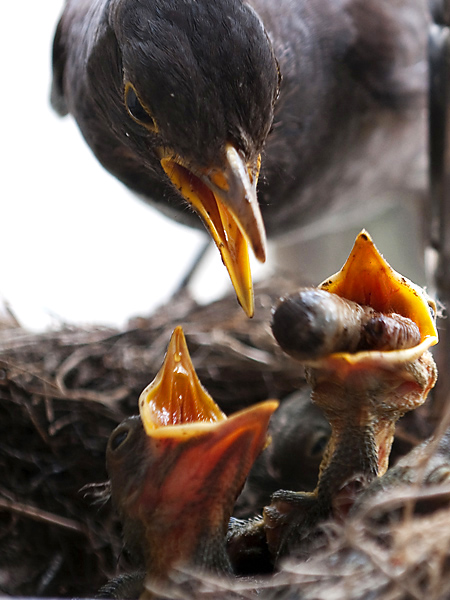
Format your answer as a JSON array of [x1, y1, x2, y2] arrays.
[[271, 289, 421, 361], [359, 314, 421, 352]]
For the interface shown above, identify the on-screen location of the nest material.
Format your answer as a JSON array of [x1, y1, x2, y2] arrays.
[[0, 277, 448, 598], [0, 279, 302, 596], [150, 495, 450, 600]]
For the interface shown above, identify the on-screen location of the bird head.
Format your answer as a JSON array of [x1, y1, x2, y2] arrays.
[[318, 230, 438, 367], [104, 0, 280, 316], [106, 326, 278, 579], [272, 231, 438, 480]]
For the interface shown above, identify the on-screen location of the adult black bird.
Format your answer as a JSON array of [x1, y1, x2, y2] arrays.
[[51, 0, 429, 316]]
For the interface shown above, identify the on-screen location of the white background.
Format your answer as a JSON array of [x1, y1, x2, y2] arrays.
[[1, 2, 255, 330]]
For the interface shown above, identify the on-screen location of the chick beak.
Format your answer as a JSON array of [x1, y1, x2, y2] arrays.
[[138, 325, 278, 524], [139, 325, 226, 433], [160, 145, 266, 317], [320, 229, 439, 361]]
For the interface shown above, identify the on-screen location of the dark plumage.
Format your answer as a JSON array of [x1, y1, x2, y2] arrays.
[[234, 390, 331, 518], [52, 0, 277, 202], [51, 0, 430, 314]]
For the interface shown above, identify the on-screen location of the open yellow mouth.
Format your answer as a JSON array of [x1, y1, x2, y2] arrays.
[[160, 145, 266, 318], [115, 327, 279, 582], [320, 230, 438, 364], [139, 326, 278, 441], [139, 326, 226, 437]]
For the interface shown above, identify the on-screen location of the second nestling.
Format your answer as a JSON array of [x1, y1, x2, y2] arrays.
[[101, 326, 278, 598], [265, 230, 439, 559]]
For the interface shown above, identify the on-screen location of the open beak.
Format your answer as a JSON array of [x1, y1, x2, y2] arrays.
[[107, 326, 278, 587], [320, 229, 439, 365], [139, 325, 226, 435], [160, 145, 267, 317], [138, 325, 278, 508]]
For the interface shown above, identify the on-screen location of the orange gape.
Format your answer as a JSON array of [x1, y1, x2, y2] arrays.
[[107, 326, 278, 599]]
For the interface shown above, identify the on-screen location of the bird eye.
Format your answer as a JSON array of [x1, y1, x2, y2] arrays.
[[308, 431, 329, 458], [124, 83, 158, 132], [110, 427, 130, 451], [428, 299, 437, 320]]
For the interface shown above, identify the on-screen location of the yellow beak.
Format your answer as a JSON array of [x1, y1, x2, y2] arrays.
[[160, 145, 266, 317], [139, 325, 226, 436], [139, 325, 278, 439]]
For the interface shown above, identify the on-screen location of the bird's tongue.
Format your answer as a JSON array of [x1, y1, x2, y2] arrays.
[[139, 326, 226, 436], [138, 326, 279, 472]]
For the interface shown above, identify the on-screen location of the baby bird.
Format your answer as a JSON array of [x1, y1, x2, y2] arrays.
[[265, 231, 438, 558], [102, 326, 278, 598]]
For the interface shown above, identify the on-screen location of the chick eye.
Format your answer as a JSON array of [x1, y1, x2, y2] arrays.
[[428, 300, 437, 320], [124, 83, 158, 132], [110, 427, 130, 451], [308, 431, 329, 458]]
